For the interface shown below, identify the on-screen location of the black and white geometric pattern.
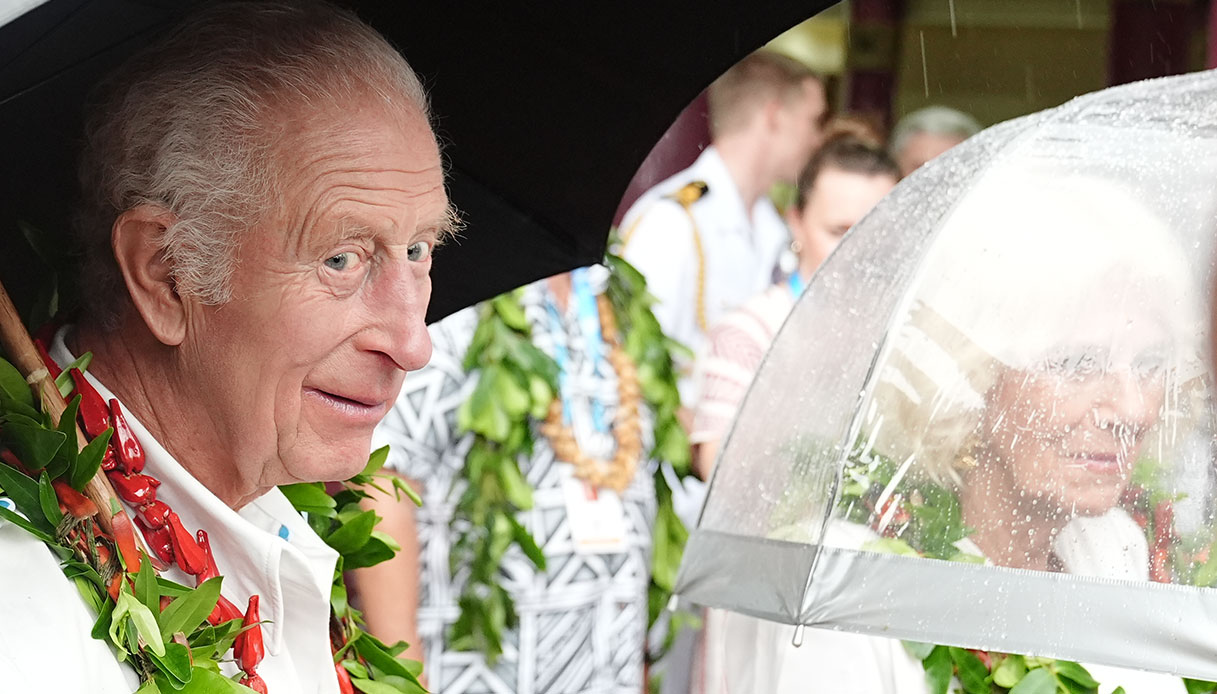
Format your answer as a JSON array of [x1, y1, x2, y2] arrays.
[[373, 274, 656, 694]]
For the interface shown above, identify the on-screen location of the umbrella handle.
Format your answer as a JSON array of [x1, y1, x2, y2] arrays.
[[0, 280, 128, 539]]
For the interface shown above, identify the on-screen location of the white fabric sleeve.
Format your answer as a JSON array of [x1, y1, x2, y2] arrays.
[[621, 201, 700, 351]]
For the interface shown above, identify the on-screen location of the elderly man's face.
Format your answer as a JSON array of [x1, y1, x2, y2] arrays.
[[186, 100, 447, 485]]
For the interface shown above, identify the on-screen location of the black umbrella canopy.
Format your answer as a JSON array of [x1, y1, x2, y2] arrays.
[[0, 0, 827, 323]]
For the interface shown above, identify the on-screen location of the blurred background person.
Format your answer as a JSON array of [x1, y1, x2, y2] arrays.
[[889, 105, 981, 178], [692, 124, 899, 479], [355, 267, 660, 694], [619, 50, 826, 404]]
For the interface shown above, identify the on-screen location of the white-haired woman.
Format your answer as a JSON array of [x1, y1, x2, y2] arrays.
[[714, 173, 1205, 694]]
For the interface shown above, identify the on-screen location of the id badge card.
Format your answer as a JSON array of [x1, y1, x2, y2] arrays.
[[560, 464, 628, 555]]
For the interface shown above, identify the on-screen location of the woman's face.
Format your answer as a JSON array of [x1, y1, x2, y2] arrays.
[[981, 339, 1168, 518]]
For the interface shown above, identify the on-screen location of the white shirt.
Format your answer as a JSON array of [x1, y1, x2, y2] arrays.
[[0, 329, 340, 693], [619, 146, 789, 403]]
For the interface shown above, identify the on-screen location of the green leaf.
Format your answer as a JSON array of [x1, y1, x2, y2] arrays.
[[0, 357, 33, 411], [0, 462, 52, 533], [1009, 667, 1057, 694], [54, 352, 93, 398], [497, 457, 533, 510], [0, 387, 40, 421], [352, 632, 426, 691], [351, 677, 426, 694], [0, 503, 55, 542], [46, 395, 81, 479], [902, 641, 935, 660], [1184, 678, 1217, 694], [148, 641, 193, 687], [1, 421, 66, 471], [1053, 660, 1099, 688], [71, 427, 112, 491], [949, 647, 989, 694], [159, 576, 223, 640], [507, 515, 546, 569], [280, 482, 338, 516], [112, 589, 166, 657], [159, 666, 252, 693], [492, 294, 529, 332], [325, 509, 378, 554], [135, 552, 160, 614], [362, 445, 390, 477], [91, 596, 117, 640], [342, 534, 398, 571], [921, 646, 952, 694], [37, 471, 63, 527], [993, 654, 1029, 688], [391, 476, 422, 507]]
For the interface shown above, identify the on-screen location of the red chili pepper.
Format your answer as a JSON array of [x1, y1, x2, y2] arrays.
[[137, 500, 171, 529], [33, 340, 62, 380], [160, 595, 174, 612], [69, 369, 111, 439], [241, 671, 268, 694], [206, 593, 244, 626], [235, 595, 266, 672], [135, 516, 176, 565], [166, 512, 208, 575], [195, 529, 222, 583], [51, 479, 98, 519], [107, 471, 159, 505], [1151, 546, 1171, 583], [971, 649, 992, 670], [110, 509, 142, 575], [108, 399, 145, 474], [1154, 501, 1175, 548], [100, 446, 118, 472], [334, 660, 355, 694], [0, 449, 23, 470], [107, 573, 124, 602]]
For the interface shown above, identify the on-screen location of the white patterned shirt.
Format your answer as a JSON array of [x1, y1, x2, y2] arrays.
[[373, 274, 656, 694]]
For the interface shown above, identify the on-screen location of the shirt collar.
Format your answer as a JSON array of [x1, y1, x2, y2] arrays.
[[49, 327, 338, 657]]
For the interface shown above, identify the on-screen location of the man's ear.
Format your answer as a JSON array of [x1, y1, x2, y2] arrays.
[[111, 205, 186, 346]]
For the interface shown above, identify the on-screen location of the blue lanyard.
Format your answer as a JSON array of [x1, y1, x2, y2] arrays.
[[545, 268, 609, 432], [788, 270, 807, 298]]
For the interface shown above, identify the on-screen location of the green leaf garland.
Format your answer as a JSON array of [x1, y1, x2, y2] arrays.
[[0, 349, 427, 693], [449, 252, 693, 664]]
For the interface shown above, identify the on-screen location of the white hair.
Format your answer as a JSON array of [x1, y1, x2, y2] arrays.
[[76, 1, 432, 328], [889, 106, 982, 160]]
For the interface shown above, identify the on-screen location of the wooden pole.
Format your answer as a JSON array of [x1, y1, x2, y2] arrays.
[[0, 281, 122, 536]]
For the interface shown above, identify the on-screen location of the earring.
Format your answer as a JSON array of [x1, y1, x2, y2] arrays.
[[790, 239, 802, 253]]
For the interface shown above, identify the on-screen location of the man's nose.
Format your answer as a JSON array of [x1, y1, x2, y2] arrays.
[[363, 261, 433, 372]]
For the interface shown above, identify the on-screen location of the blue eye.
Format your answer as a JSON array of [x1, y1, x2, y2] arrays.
[[324, 252, 357, 270], [407, 241, 433, 262]]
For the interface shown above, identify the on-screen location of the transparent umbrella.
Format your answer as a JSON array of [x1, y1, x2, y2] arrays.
[[675, 69, 1217, 684]]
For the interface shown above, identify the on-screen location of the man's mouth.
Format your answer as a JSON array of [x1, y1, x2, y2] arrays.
[[303, 387, 391, 424]]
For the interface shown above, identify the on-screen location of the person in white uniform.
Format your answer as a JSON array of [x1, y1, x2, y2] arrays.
[[619, 51, 827, 404], [0, 3, 451, 692]]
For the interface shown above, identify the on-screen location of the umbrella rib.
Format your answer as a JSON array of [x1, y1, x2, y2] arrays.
[[0, 1, 162, 107], [1, 0, 92, 75]]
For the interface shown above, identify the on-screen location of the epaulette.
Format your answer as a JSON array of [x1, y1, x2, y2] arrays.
[[665, 180, 709, 208]]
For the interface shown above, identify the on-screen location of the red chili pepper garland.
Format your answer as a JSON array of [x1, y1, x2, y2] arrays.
[[26, 347, 271, 691]]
